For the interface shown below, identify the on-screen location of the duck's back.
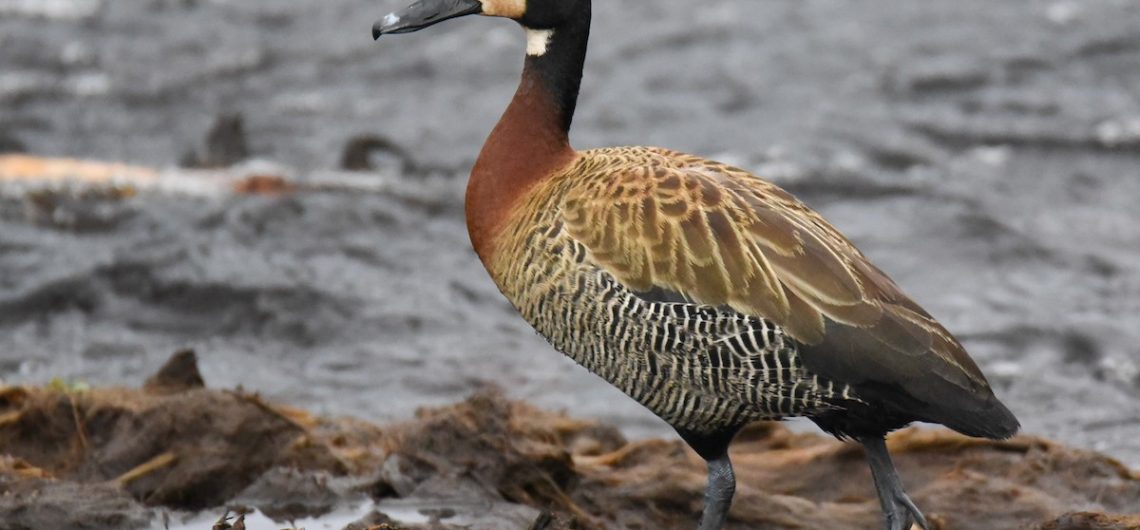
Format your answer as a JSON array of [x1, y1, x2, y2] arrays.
[[480, 146, 1019, 440]]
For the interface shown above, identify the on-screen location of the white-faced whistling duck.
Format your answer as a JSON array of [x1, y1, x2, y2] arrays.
[[374, 1, 1020, 529]]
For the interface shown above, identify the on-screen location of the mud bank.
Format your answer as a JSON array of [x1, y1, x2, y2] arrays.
[[0, 353, 1136, 530]]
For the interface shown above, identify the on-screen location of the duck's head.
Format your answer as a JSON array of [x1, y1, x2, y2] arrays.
[[373, 0, 582, 40]]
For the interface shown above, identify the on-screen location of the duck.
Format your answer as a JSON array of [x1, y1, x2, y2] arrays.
[[373, 1, 1019, 529]]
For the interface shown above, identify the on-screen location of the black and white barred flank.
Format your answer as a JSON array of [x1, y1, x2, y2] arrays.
[[519, 262, 861, 435]]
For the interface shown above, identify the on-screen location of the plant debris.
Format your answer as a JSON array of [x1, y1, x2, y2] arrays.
[[0, 351, 1136, 529]]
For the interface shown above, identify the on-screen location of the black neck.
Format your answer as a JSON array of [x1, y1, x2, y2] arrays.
[[519, 1, 591, 135]]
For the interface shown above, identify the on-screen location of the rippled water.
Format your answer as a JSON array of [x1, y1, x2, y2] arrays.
[[1, 0, 1139, 467]]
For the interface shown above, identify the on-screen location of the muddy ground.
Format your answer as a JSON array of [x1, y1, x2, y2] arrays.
[[1, 0, 1140, 526], [0, 352, 1138, 530]]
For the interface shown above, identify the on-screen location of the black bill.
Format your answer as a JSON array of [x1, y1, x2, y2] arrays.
[[373, 0, 483, 39]]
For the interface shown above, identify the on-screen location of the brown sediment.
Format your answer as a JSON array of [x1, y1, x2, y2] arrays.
[[0, 364, 357, 512], [1033, 512, 1140, 530], [0, 352, 1136, 530]]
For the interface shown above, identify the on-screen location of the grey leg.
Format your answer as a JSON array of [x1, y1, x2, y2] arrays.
[[860, 437, 929, 530], [697, 453, 736, 530]]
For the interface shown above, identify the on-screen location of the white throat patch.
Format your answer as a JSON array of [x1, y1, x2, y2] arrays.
[[526, 28, 554, 56]]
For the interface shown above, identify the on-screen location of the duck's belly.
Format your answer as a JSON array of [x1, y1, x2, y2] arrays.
[[490, 223, 850, 434]]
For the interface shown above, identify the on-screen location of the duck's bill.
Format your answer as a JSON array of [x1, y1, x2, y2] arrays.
[[373, 0, 482, 39]]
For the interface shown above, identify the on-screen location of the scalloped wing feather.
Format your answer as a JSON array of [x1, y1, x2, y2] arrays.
[[560, 147, 989, 388]]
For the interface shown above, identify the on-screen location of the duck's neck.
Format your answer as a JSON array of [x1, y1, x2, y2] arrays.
[[466, 6, 591, 264]]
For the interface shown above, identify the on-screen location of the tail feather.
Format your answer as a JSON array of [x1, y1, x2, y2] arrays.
[[931, 393, 1020, 440]]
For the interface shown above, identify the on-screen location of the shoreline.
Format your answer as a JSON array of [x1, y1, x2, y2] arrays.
[[1, 351, 1137, 530]]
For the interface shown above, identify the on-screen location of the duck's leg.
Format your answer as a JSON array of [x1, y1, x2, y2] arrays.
[[859, 437, 929, 530], [698, 452, 736, 530]]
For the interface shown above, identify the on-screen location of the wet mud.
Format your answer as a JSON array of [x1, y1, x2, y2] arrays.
[[0, 353, 1137, 530]]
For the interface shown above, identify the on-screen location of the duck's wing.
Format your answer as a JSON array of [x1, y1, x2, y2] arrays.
[[560, 148, 1016, 437]]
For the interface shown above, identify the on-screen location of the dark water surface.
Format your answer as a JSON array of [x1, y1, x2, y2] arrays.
[[2, 0, 1139, 467]]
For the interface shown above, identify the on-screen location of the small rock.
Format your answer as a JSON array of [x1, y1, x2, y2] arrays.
[[144, 349, 206, 394]]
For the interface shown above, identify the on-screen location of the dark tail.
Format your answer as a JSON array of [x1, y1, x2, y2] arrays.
[[934, 393, 1020, 440]]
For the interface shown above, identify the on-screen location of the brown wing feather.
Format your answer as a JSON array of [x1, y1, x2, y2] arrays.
[[560, 147, 990, 389]]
